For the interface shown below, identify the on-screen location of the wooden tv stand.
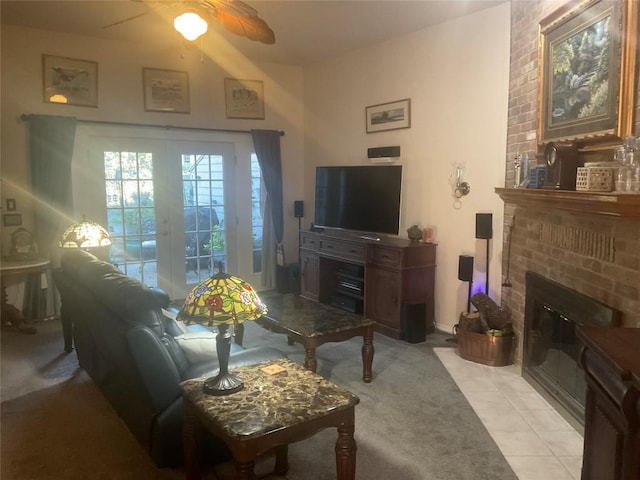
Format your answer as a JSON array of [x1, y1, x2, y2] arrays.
[[299, 230, 436, 339]]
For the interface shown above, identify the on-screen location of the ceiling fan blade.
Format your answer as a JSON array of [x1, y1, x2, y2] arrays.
[[216, 11, 275, 44], [204, 0, 275, 44]]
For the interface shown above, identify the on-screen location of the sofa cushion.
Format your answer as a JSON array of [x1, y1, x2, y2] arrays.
[[175, 331, 218, 363]]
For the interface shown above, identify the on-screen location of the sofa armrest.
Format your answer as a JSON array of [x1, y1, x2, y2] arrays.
[[126, 325, 183, 412]]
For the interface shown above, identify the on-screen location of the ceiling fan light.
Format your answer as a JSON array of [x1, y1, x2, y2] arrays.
[[174, 11, 208, 41]]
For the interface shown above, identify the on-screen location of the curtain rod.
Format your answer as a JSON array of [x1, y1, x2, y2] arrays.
[[20, 114, 285, 136]]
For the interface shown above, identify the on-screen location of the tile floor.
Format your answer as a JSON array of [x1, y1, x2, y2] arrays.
[[434, 348, 584, 480]]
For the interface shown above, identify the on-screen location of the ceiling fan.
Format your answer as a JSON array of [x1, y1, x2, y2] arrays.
[[103, 0, 275, 45]]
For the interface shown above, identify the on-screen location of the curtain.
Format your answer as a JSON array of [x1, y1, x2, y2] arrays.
[[28, 114, 77, 258], [24, 114, 77, 320], [251, 129, 283, 288]]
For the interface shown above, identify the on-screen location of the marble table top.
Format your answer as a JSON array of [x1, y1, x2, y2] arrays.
[[257, 291, 374, 337], [181, 358, 359, 441]]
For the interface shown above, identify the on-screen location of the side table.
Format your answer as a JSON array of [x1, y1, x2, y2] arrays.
[[182, 358, 360, 480], [1, 257, 52, 334]]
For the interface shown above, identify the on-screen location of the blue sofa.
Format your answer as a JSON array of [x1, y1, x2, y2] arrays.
[[53, 249, 285, 467]]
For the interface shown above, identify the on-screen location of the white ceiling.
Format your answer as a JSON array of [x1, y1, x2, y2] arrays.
[[1, 0, 504, 66]]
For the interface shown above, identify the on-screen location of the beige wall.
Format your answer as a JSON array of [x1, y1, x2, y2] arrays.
[[1, 24, 305, 265], [303, 3, 511, 332], [2, 4, 511, 333]]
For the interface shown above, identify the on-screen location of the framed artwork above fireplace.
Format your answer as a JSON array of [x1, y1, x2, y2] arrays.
[[537, 0, 638, 145]]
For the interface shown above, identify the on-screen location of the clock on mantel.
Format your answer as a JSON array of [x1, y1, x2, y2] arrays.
[[495, 187, 640, 218]]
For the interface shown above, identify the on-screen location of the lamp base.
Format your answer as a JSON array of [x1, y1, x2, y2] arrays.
[[203, 372, 244, 396]]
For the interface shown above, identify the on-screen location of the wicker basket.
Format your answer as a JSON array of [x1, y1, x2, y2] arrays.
[[576, 165, 615, 192], [456, 328, 514, 367]]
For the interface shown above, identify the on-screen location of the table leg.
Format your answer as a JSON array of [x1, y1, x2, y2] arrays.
[[274, 445, 289, 475], [335, 421, 357, 480], [183, 401, 202, 480], [235, 460, 256, 480], [234, 323, 245, 346], [362, 325, 374, 383], [60, 305, 73, 352], [304, 346, 317, 372]]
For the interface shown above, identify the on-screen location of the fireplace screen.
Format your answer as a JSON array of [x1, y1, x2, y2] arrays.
[[523, 272, 619, 424]]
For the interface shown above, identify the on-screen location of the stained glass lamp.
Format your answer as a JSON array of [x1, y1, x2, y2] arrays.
[[177, 263, 267, 395], [59, 216, 111, 249]]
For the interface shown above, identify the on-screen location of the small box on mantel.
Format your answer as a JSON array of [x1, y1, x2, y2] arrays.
[[528, 165, 546, 189], [576, 162, 615, 192]]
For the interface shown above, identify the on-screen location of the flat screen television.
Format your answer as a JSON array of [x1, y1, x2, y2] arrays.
[[314, 165, 402, 235]]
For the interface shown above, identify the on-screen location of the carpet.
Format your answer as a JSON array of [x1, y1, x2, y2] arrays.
[[1, 319, 517, 479]]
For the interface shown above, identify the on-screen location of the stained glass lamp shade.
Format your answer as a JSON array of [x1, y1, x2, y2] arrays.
[[59, 217, 111, 249], [177, 264, 267, 395]]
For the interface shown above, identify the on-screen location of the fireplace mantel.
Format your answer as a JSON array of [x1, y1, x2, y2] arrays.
[[495, 188, 640, 218]]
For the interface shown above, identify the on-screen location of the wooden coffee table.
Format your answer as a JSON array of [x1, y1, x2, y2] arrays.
[[182, 358, 359, 480], [256, 292, 375, 383]]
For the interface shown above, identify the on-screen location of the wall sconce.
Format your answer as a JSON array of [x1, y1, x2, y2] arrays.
[[174, 11, 208, 41], [453, 164, 470, 198]]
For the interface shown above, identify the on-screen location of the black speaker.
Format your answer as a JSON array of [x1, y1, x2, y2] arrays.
[[367, 145, 401, 158], [475, 213, 493, 239], [276, 264, 300, 294], [294, 200, 304, 218], [458, 255, 474, 282], [401, 302, 428, 343]]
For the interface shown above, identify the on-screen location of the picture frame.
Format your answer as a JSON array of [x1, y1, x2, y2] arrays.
[[366, 99, 411, 133], [3, 214, 22, 227], [6, 199, 16, 212], [143, 68, 190, 113], [43, 54, 98, 107], [224, 78, 265, 119], [537, 0, 637, 145]]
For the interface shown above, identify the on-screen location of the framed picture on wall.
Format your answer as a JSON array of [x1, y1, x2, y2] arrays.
[[3, 214, 22, 227], [365, 99, 411, 133], [224, 78, 265, 119], [143, 68, 190, 113], [42, 54, 98, 107], [537, 0, 637, 144]]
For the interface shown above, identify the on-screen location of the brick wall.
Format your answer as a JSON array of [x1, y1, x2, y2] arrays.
[[502, 0, 640, 363]]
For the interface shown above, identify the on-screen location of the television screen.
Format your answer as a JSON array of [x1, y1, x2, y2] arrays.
[[314, 165, 402, 235]]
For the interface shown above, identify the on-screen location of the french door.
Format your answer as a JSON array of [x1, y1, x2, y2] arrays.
[[76, 130, 264, 300]]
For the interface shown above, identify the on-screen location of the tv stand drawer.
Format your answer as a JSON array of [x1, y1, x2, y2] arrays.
[[300, 231, 320, 250], [319, 237, 366, 263]]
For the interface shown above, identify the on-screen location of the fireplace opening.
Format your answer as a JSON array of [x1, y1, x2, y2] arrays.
[[523, 272, 619, 426]]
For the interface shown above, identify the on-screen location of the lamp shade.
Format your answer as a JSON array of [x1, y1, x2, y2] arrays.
[[59, 218, 111, 249], [177, 264, 267, 396], [177, 267, 267, 328], [173, 11, 208, 41]]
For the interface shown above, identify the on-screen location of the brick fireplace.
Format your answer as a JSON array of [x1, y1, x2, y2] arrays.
[[501, 0, 640, 373]]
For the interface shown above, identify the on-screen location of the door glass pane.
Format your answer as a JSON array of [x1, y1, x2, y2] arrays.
[[104, 150, 157, 286], [251, 154, 264, 274], [182, 153, 225, 285]]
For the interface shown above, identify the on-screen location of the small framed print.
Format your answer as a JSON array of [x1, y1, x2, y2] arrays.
[[3, 214, 22, 227], [224, 78, 265, 119], [6, 199, 16, 211], [143, 68, 190, 113], [43, 54, 98, 107], [366, 98, 411, 133]]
